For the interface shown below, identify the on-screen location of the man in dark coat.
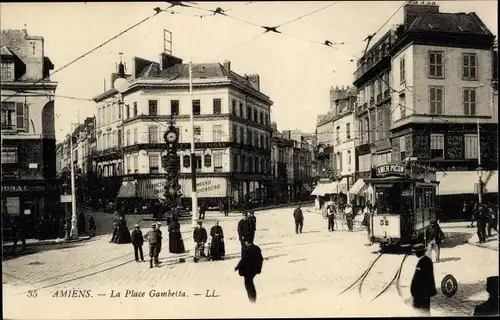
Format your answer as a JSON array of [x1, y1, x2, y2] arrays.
[[199, 201, 207, 220], [293, 205, 304, 234], [156, 222, 163, 254], [410, 243, 437, 316], [131, 224, 145, 262], [327, 205, 335, 232], [210, 221, 225, 260], [476, 204, 488, 243], [110, 212, 121, 243], [88, 214, 96, 237], [144, 223, 161, 268], [235, 240, 263, 303], [474, 276, 499, 316], [193, 221, 208, 260], [425, 220, 445, 263], [238, 212, 252, 252], [248, 211, 257, 242]]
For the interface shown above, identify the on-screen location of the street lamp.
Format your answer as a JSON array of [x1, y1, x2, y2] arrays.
[[476, 166, 485, 204]]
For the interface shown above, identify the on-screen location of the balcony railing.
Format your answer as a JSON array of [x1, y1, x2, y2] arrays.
[[376, 93, 382, 103], [384, 89, 390, 98], [1, 124, 16, 131], [369, 98, 375, 106], [354, 52, 390, 80]]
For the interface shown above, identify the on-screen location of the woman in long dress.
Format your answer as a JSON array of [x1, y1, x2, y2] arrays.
[[168, 218, 185, 254], [209, 221, 225, 260]]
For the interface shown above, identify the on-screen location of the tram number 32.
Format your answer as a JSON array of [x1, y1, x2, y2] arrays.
[[380, 219, 389, 226]]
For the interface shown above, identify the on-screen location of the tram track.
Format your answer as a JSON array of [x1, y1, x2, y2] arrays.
[[338, 249, 411, 303]]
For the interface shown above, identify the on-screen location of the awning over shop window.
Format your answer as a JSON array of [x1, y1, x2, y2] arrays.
[[311, 182, 334, 197], [437, 171, 498, 195], [117, 182, 137, 199], [311, 184, 323, 196], [349, 179, 366, 195]]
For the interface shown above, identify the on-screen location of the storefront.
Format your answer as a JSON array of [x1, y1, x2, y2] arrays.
[[1, 180, 60, 238]]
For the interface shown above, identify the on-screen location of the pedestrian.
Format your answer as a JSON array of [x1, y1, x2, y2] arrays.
[[221, 199, 229, 216], [193, 221, 208, 261], [199, 201, 207, 220], [77, 211, 86, 235], [156, 222, 163, 255], [464, 201, 474, 228], [109, 211, 121, 243], [168, 217, 185, 254], [238, 212, 252, 252], [477, 204, 488, 244], [11, 215, 27, 254], [327, 204, 335, 232], [473, 276, 499, 316], [88, 213, 96, 237], [345, 203, 354, 232], [234, 240, 263, 303], [425, 219, 445, 263], [144, 223, 161, 268], [210, 221, 225, 260], [131, 224, 145, 262], [293, 204, 304, 234], [486, 205, 495, 237], [248, 211, 257, 242], [362, 203, 372, 245], [410, 243, 437, 316]]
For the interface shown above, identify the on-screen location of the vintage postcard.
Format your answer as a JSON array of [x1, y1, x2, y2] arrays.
[[1, 1, 498, 318]]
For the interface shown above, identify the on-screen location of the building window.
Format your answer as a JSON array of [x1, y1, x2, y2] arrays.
[[232, 100, 237, 115], [149, 154, 159, 173], [195, 155, 202, 171], [338, 152, 342, 172], [462, 53, 478, 80], [259, 112, 263, 124], [133, 155, 138, 173], [336, 126, 340, 143], [193, 126, 202, 143], [133, 102, 138, 117], [204, 154, 212, 167], [232, 154, 238, 171], [399, 136, 406, 160], [430, 134, 444, 159], [247, 106, 252, 120], [253, 110, 258, 122], [212, 125, 222, 142], [239, 102, 244, 118], [464, 134, 478, 159], [171, 100, 179, 115], [399, 95, 406, 119], [255, 157, 259, 172], [133, 128, 138, 143], [148, 100, 158, 116], [213, 99, 221, 114], [117, 129, 122, 147], [239, 127, 244, 144], [254, 132, 258, 147], [428, 51, 444, 78], [1, 102, 16, 130], [347, 150, 352, 171], [346, 123, 351, 140], [429, 86, 444, 115], [400, 56, 405, 83], [0, 61, 14, 81], [183, 155, 190, 168], [118, 103, 122, 119], [214, 152, 223, 172], [249, 156, 254, 172], [463, 88, 476, 116], [248, 130, 253, 146], [192, 100, 201, 115], [125, 104, 130, 119], [232, 124, 238, 142], [148, 126, 159, 143], [1, 147, 18, 164]]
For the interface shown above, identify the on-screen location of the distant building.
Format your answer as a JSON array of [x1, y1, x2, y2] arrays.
[[1, 28, 58, 237], [92, 54, 274, 208]]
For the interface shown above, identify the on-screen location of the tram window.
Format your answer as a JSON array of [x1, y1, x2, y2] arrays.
[[415, 188, 421, 209], [425, 189, 432, 208]]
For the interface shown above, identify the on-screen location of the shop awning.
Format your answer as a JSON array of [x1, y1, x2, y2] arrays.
[[117, 182, 137, 199], [349, 179, 366, 195], [437, 171, 498, 195], [311, 182, 334, 197], [311, 185, 322, 196]]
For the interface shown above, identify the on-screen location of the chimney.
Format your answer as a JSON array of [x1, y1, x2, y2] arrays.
[[223, 60, 231, 72], [404, 1, 439, 30], [159, 52, 183, 70], [247, 74, 260, 91]]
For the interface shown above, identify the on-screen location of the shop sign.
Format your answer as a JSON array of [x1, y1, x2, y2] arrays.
[[376, 164, 406, 177], [139, 179, 167, 199], [180, 178, 227, 198]]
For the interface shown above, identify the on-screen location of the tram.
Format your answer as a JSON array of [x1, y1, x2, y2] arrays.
[[365, 163, 439, 249]]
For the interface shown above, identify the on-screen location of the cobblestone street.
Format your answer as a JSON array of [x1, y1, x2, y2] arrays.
[[3, 206, 498, 318]]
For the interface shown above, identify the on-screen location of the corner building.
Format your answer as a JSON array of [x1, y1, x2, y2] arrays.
[[93, 54, 273, 208]]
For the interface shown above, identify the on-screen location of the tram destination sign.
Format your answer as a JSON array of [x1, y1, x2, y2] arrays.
[[376, 164, 407, 177]]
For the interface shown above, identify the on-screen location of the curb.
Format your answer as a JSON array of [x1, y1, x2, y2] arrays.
[[232, 201, 314, 213], [2, 236, 91, 248], [467, 239, 498, 251]]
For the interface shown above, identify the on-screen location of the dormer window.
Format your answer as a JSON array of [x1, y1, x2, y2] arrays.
[[0, 61, 14, 81]]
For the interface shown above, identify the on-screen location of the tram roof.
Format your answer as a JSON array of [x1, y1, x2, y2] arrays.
[[365, 176, 439, 185]]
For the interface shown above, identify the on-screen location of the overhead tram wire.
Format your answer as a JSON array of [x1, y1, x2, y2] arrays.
[[1, 10, 163, 103]]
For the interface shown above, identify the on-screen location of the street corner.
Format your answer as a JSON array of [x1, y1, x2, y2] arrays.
[[467, 233, 499, 251]]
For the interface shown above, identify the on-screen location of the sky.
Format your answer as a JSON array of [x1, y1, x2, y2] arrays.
[[0, 1, 497, 142]]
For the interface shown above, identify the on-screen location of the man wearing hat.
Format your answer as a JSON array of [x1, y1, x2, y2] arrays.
[[238, 212, 252, 252], [248, 211, 257, 243], [131, 224, 144, 262], [425, 220, 445, 263], [144, 223, 161, 268], [410, 243, 437, 315], [193, 221, 208, 261], [156, 222, 163, 255], [474, 276, 499, 316], [345, 203, 354, 232]]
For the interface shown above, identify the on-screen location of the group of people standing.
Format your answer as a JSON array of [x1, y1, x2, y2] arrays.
[[464, 201, 498, 244], [193, 220, 226, 261], [321, 201, 360, 233]]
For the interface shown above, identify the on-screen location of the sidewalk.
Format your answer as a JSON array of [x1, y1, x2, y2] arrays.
[[467, 233, 498, 251], [3, 236, 90, 248]]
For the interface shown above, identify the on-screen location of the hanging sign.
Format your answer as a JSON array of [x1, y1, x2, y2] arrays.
[[376, 164, 406, 177]]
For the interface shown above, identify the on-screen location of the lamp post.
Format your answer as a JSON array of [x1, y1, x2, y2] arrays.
[[476, 166, 485, 205], [188, 62, 198, 259], [69, 129, 78, 239]]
